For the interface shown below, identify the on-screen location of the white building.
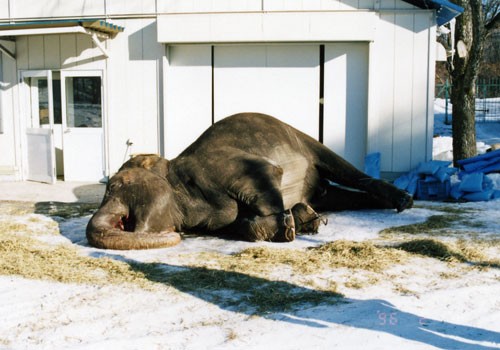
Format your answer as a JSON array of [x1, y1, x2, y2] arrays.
[[0, 0, 462, 183]]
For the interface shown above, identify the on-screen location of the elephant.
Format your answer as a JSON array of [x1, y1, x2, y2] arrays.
[[86, 113, 413, 250]]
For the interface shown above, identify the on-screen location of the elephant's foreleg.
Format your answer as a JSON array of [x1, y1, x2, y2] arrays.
[[291, 202, 325, 234], [232, 210, 295, 242]]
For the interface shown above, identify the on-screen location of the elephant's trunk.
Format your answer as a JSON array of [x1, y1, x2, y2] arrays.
[[86, 200, 181, 250]]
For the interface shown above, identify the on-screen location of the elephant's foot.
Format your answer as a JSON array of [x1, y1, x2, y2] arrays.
[[291, 203, 326, 234], [272, 210, 296, 242], [358, 178, 414, 213], [396, 192, 414, 213]]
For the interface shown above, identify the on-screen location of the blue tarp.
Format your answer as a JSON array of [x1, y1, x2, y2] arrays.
[[394, 156, 499, 202]]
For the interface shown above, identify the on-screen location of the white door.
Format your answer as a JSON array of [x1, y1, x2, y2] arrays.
[[21, 70, 56, 184], [61, 71, 105, 182], [214, 45, 320, 139]]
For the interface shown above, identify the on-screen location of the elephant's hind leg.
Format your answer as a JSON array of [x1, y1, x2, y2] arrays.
[[311, 183, 396, 211], [227, 155, 296, 242]]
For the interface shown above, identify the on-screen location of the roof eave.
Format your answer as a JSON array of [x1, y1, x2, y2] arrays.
[[402, 0, 464, 26]]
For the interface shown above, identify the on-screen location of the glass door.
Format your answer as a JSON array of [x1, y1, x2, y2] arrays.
[[21, 70, 56, 184], [61, 71, 105, 182]]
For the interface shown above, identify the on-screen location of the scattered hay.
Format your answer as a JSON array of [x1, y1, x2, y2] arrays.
[[394, 238, 499, 267], [131, 263, 343, 313], [381, 215, 459, 236], [0, 234, 157, 290], [414, 204, 476, 215], [344, 275, 380, 290], [396, 239, 456, 260], [0, 222, 30, 234], [392, 283, 417, 296], [310, 240, 407, 272], [1, 196, 497, 314], [0, 217, 59, 236], [190, 240, 408, 280], [0, 201, 35, 215]]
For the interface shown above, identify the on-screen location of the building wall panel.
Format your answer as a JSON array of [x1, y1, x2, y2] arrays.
[[323, 43, 368, 169], [370, 11, 434, 174], [43, 35, 60, 69], [158, 0, 261, 13], [159, 0, 379, 12], [373, 13, 396, 172], [106, 18, 164, 172], [411, 13, 433, 167], [0, 0, 9, 19], [392, 13, 415, 172], [9, 0, 104, 19], [105, 0, 156, 16], [0, 52, 18, 174], [163, 45, 212, 159], [27, 36, 44, 69]]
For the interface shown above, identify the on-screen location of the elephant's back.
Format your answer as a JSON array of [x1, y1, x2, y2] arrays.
[[179, 113, 313, 158]]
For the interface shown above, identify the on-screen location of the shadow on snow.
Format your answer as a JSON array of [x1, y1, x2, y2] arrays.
[[93, 251, 500, 350]]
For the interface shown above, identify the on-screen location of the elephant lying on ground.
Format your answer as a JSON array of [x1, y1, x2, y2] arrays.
[[87, 113, 413, 250]]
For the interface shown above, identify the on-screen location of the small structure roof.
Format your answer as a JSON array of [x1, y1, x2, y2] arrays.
[[403, 0, 464, 25], [0, 19, 124, 37]]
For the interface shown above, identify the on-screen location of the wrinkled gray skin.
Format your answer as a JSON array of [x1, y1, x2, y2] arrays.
[[87, 113, 413, 250]]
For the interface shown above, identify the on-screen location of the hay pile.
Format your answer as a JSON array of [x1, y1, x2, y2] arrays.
[[395, 238, 499, 267], [0, 233, 157, 290], [186, 240, 408, 283]]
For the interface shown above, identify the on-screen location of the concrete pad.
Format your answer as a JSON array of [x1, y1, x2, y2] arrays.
[[0, 181, 105, 203]]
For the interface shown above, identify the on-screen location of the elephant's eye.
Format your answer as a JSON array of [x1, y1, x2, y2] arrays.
[[108, 182, 122, 192]]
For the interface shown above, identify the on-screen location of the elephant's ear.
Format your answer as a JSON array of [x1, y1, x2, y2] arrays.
[[140, 155, 161, 170], [150, 158, 169, 178]]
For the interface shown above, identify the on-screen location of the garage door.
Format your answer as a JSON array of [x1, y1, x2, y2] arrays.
[[214, 45, 320, 139], [164, 43, 368, 169], [323, 43, 369, 169]]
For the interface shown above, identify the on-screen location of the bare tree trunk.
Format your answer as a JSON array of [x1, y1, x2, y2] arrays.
[[450, 77, 477, 161], [449, 0, 486, 165]]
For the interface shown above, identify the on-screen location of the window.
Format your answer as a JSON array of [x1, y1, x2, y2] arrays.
[[65, 76, 102, 128]]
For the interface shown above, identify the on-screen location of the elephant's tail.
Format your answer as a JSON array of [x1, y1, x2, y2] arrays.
[[86, 209, 181, 250]]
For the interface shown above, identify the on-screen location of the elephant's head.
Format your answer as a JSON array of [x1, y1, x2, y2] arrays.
[[86, 168, 182, 250]]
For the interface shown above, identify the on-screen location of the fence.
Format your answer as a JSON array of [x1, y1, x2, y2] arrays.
[[435, 77, 500, 123]]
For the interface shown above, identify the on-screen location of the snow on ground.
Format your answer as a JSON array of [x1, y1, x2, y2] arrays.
[[1, 100, 499, 350], [433, 98, 500, 160]]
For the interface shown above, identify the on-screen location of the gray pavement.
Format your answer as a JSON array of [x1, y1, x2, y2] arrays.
[[0, 181, 106, 203]]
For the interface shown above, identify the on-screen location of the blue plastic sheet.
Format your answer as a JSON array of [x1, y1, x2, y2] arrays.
[[435, 167, 458, 183], [457, 149, 500, 174], [463, 190, 494, 202], [393, 157, 498, 202], [459, 173, 484, 192], [450, 183, 463, 200], [364, 152, 380, 179], [394, 174, 410, 190], [417, 160, 452, 175]]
